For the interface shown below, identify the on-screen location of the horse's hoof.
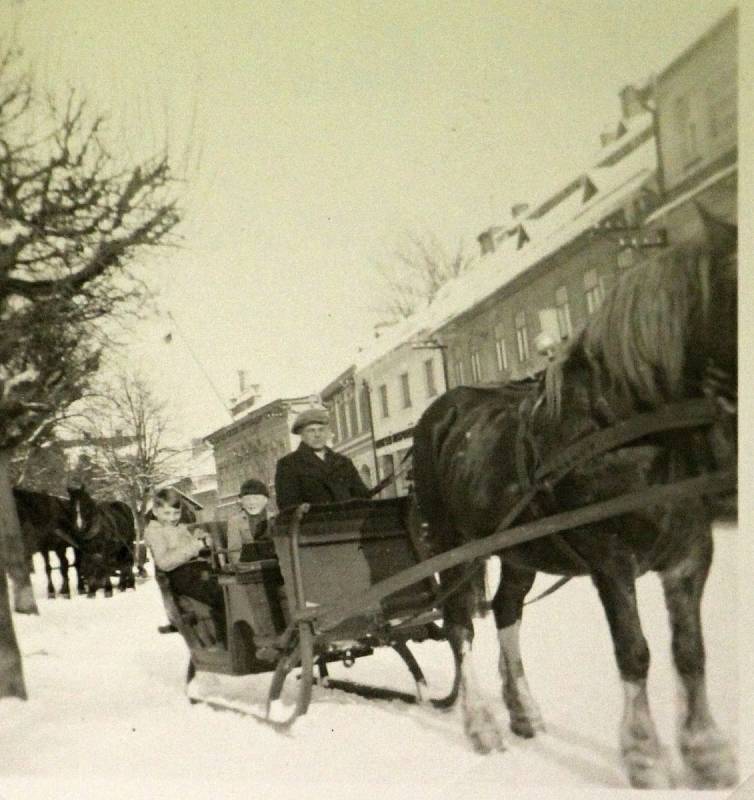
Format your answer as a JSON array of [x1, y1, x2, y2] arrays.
[[61, 591, 71, 599], [47, 591, 56, 600], [510, 715, 545, 739], [87, 592, 96, 599], [623, 744, 674, 789], [681, 728, 738, 788], [104, 590, 113, 598], [465, 708, 506, 753]]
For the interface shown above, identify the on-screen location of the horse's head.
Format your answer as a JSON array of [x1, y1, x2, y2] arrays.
[[67, 484, 98, 540]]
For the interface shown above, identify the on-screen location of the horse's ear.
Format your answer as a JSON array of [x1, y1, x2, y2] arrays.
[[694, 201, 737, 255]]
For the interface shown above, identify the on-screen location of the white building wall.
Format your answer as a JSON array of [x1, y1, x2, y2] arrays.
[[355, 341, 445, 494]]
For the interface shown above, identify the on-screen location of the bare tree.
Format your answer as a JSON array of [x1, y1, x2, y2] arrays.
[[0, 48, 181, 699], [373, 232, 476, 323], [63, 370, 182, 574]]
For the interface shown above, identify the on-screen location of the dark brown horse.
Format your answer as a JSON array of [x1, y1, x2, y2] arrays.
[[67, 485, 136, 597], [13, 487, 85, 598], [411, 207, 737, 789]]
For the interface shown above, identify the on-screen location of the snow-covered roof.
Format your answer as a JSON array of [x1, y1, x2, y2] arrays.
[[354, 128, 656, 370], [590, 111, 653, 167]]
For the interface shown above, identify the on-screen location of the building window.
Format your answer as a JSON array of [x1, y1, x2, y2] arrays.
[[470, 349, 482, 382], [494, 323, 508, 372], [359, 385, 371, 433], [424, 359, 437, 397], [617, 247, 636, 269], [360, 464, 372, 487], [380, 453, 396, 498], [707, 72, 736, 140], [348, 392, 359, 435], [515, 311, 529, 363], [584, 269, 604, 315], [399, 372, 412, 408], [329, 402, 340, 443], [675, 94, 699, 168], [555, 286, 572, 339], [379, 384, 389, 418], [455, 359, 465, 385], [337, 398, 350, 440]]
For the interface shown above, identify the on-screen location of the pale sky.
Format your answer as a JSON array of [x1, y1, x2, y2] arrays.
[[3, 0, 737, 443]]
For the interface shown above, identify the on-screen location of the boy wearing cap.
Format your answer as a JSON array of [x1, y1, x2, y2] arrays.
[[274, 408, 371, 511], [226, 478, 270, 565]]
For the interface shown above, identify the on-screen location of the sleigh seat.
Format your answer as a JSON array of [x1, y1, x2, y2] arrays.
[[155, 569, 221, 648]]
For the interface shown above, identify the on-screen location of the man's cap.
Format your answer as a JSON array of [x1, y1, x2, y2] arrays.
[[292, 407, 330, 435], [239, 478, 269, 498]]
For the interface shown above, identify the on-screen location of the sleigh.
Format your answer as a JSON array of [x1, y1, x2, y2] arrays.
[[156, 393, 733, 728], [156, 501, 460, 723]]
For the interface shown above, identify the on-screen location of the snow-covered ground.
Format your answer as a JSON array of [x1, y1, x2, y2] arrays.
[[1, 523, 741, 800]]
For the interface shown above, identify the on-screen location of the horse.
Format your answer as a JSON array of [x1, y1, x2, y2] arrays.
[[410, 206, 737, 790], [12, 487, 86, 598], [66, 485, 136, 597]]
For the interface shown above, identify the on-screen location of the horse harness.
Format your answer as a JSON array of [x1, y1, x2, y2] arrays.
[[508, 385, 730, 604]]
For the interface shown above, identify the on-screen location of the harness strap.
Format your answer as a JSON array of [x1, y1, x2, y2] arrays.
[[524, 575, 572, 606], [534, 397, 719, 485], [316, 469, 734, 633]]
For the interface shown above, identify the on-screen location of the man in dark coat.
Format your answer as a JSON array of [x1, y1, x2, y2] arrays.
[[274, 408, 371, 511]]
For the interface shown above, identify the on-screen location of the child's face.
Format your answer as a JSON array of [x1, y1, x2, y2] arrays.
[[240, 494, 268, 515], [154, 503, 182, 526]]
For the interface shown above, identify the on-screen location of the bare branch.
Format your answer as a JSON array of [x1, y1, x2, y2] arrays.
[[373, 232, 476, 324]]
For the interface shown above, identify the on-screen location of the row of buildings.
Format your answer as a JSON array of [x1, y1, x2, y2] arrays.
[[197, 9, 737, 520]]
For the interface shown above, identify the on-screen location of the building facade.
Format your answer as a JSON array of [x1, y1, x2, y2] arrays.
[[320, 366, 377, 489], [354, 336, 447, 496], [646, 8, 737, 239], [444, 105, 659, 385], [205, 396, 316, 519]]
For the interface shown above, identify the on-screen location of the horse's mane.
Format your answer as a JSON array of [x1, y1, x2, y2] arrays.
[[545, 232, 726, 419]]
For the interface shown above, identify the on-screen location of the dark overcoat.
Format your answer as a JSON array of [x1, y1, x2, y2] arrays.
[[274, 443, 371, 510]]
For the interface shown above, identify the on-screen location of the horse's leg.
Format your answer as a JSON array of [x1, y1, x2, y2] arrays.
[[445, 566, 505, 753], [492, 560, 543, 738], [74, 549, 86, 595], [122, 552, 135, 590], [57, 548, 71, 598], [103, 574, 113, 597], [660, 533, 737, 788], [42, 551, 56, 599], [591, 564, 672, 789]]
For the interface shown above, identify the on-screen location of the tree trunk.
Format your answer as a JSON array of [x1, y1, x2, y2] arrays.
[[0, 450, 28, 700], [0, 450, 38, 615], [133, 498, 147, 575]]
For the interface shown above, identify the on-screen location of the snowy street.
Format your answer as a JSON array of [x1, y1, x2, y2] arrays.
[[1, 522, 739, 800]]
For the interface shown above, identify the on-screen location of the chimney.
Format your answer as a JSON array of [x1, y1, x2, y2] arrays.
[[238, 369, 247, 394], [619, 84, 648, 120], [600, 129, 618, 147], [511, 203, 529, 219], [477, 228, 495, 255]]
